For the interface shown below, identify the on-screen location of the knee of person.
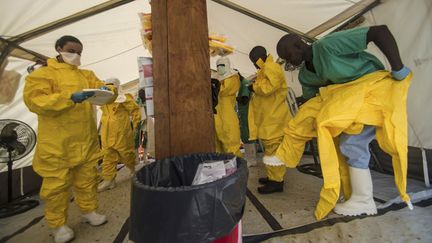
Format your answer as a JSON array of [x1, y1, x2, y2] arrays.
[[40, 186, 68, 199], [349, 162, 370, 169], [340, 143, 367, 160], [339, 138, 370, 157], [339, 142, 354, 157]]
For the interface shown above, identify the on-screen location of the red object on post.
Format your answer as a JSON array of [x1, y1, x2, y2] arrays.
[[213, 221, 242, 243]]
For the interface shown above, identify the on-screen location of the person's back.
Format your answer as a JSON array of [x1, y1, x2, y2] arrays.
[[216, 75, 240, 117], [299, 27, 384, 99], [100, 94, 137, 150], [250, 55, 290, 140], [248, 46, 291, 194], [214, 74, 241, 156], [98, 79, 140, 192], [277, 25, 409, 99], [214, 57, 242, 157]]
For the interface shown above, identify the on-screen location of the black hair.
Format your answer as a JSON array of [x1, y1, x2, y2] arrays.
[[276, 34, 293, 59], [249, 46, 267, 62], [277, 33, 305, 59], [55, 35, 82, 49]]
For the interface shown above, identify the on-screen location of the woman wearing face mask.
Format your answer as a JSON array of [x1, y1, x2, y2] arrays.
[[213, 57, 242, 157], [23, 35, 116, 243]]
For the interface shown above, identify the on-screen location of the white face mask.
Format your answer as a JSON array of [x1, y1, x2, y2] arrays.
[[59, 52, 81, 66], [217, 65, 226, 76], [284, 61, 304, 71]]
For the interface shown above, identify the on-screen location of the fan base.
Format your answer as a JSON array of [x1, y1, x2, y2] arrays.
[[0, 200, 39, 218]]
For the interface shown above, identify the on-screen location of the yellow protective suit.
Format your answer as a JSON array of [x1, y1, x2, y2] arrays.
[[23, 58, 116, 228], [100, 93, 141, 180], [248, 55, 291, 182], [214, 74, 242, 157], [275, 71, 412, 220]]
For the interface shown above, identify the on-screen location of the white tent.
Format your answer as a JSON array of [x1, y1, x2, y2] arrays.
[[1, 0, 431, 174]]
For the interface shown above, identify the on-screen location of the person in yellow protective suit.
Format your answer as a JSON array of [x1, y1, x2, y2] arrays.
[[270, 25, 412, 219], [214, 57, 242, 157], [23, 35, 116, 243], [98, 78, 141, 192], [248, 46, 291, 194]]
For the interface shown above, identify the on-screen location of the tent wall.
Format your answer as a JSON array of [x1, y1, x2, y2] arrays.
[[370, 141, 432, 183], [0, 58, 37, 172], [360, 0, 432, 149]]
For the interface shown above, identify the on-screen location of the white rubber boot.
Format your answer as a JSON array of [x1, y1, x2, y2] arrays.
[[53, 225, 74, 243], [244, 143, 257, 167], [81, 212, 107, 226], [97, 179, 116, 192], [334, 167, 377, 216]]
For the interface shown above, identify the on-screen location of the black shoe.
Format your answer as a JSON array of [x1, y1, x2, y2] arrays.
[[257, 180, 284, 194], [258, 177, 269, 185]]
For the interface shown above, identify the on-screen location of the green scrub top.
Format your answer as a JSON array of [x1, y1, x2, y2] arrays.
[[299, 27, 385, 99], [238, 77, 251, 98]]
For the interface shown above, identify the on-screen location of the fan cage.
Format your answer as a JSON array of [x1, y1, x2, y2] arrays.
[[0, 119, 37, 163]]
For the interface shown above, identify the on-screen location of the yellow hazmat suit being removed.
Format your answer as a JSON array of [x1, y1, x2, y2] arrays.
[[274, 71, 412, 220], [248, 47, 291, 194]]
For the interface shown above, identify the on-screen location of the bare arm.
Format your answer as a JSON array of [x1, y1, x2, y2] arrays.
[[367, 25, 403, 71]]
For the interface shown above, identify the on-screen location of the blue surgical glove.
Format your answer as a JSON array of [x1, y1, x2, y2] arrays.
[[71, 91, 95, 103], [99, 86, 110, 91], [391, 65, 410, 81]]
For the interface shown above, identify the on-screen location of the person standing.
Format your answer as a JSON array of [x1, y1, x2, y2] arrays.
[[24, 35, 116, 243], [248, 46, 291, 194], [274, 25, 411, 216], [98, 78, 141, 192], [213, 57, 242, 157]]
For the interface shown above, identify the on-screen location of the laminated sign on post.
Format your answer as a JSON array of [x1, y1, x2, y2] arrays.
[[137, 57, 154, 116]]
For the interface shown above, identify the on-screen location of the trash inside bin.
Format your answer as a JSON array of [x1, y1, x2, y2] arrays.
[[130, 153, 248, 243]]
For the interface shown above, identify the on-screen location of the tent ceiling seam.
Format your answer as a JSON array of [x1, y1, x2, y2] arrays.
[[306, 0, 380, 37], [1, 0, 136, 65], [8, 0, 136, 44], [210, 0, 316, 42], [82, 44, 142, 67]]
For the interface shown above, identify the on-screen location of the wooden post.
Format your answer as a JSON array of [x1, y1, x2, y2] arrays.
[[152, 0, 215, 159]]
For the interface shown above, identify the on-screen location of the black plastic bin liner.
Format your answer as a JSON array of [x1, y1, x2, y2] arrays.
[[130, 153, 248, 243]]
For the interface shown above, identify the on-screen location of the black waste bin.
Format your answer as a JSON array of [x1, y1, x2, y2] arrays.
[[129, 153, 248, 243]]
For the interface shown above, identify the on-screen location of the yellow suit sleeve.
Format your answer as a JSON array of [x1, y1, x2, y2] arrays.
[[252, 62, 284, 96], [82, 70, 118, 102], [124, 94, 141, 130], [24, 69, 75, 117]]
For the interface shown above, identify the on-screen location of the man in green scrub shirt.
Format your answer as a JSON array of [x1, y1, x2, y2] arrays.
[[273, 25, 410, 216]]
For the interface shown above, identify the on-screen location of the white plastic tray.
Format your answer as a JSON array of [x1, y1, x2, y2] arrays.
[[83, 89, 115, 106]]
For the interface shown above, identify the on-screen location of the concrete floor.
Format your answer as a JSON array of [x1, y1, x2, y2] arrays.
[[1, 156, 431, 243]]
